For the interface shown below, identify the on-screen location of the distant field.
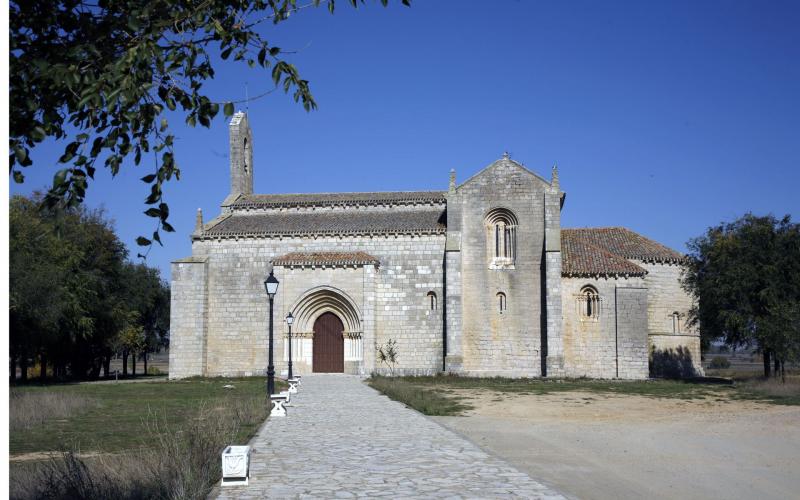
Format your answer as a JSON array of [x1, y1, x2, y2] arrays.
[[107, 349, 170, 375]]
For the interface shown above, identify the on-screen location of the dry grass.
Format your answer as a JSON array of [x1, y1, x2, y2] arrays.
[[739, 374, 800, 401], [10, 389, 94, 432], [9, 392, 267, 500]]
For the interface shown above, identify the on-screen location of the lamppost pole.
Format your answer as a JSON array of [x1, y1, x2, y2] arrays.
[[267, 294, 275, 396], [286, 312, 294, 380], [264, 270, 279, 397]]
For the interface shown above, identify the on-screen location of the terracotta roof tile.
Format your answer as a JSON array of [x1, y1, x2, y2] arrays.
[[564, 227, 684, 263], [562, 234, 646, 277], [272, 251, 379, 267]]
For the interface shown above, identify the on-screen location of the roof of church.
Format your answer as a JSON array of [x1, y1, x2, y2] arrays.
[[229, 191, 446, 208], [562, 227, 685, 277], [272, 251, 380, 267], [203, 208, 447, 237]]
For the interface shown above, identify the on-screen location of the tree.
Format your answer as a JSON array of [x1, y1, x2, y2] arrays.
[[682, 214, 800, 378], [118, 319, 146, 377], [10, 0, 410, 253], [9, 196, 77, 381], [118, 262, 170, 375], [10, 193, 169, 381]]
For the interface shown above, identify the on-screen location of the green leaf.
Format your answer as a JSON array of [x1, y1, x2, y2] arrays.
[[53, 169, 69, 187], [14, 146, 27, 164], [141, 174, 157, 183], [224, 102, 234, 117], [13, 170, 24, 183], [136, 236, 151, 246], [144, 208, 161, 218], [31, 126, 47, 141]]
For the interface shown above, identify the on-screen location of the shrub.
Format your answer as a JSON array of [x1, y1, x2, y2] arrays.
[[147, 366, 166, 376], [709, 356, 731, 369], [377, 339, 399, 375], [10, 394, 266, 500]]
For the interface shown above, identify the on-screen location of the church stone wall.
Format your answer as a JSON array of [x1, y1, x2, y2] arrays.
[[561, 277, 648, 379], [184, 233, 445, 377], [615, 286, 650, 379], [169, 258, 209, 379], [636, 261, 703, 376], [456, 161, 548, 376]]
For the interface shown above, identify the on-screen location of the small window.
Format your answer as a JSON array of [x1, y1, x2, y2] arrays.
[[427, 291, 437, 311], [578, 285, 600, 321], [672, 312, 681, 333], [497, 292, 507, 313]]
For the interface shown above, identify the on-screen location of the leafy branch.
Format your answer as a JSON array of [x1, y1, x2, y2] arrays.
[[10, 0, 410, 252]]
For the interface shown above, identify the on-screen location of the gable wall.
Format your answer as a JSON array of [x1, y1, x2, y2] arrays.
[[456, 161, 548, 376]]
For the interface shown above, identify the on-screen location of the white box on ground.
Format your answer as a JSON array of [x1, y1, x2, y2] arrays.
[[221, 445, 251, 486]]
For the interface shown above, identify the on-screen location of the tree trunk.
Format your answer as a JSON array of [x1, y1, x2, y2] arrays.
[[122, 351, 128, 377], [132, 352, 136, 377], [10, 354, 16, 383], [103, 356, 111, 378], [143, 351, 148, 376], [40, 353, 47, 381], [774, 356, 780, 377], [20, 355, 28, 382], [763, 349, 771, 378]]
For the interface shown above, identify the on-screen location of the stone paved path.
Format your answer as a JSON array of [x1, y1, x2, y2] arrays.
[[214, 375, 564, 499]]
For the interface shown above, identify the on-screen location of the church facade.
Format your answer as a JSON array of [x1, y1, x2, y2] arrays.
[[169, 113, 702, 379]]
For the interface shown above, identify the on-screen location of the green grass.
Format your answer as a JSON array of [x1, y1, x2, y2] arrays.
[[368, 373, 800, 416], [10, 377, 281, 455], [368, 376, 472, 416]]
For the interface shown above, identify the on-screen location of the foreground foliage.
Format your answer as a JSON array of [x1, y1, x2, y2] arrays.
[[10, 0, 409, 250], [9, 377, 274, 500], [682, 213, 800, 378]]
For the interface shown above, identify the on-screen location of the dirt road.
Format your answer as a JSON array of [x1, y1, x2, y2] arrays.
[[435, 391, 800, 500]]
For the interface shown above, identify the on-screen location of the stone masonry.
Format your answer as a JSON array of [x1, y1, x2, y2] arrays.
[[169, 112, 701, 380]]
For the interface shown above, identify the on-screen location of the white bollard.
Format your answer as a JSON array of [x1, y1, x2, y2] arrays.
[[221, 445, 251, 486]]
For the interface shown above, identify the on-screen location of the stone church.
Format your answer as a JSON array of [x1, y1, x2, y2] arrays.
[[169, 112, 701, 379]]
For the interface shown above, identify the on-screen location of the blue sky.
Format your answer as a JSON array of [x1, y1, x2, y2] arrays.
[[11, 0, 800, 280]]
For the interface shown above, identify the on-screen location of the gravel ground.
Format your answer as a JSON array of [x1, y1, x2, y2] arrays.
[[435, 390, 800, 500]]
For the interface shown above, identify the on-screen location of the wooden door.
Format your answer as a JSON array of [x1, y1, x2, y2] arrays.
[[313, 312, 344, 373]]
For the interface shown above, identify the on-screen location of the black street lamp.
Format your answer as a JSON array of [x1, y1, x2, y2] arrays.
[[264, 270, 279, 396], [286, 311, 294, 380]]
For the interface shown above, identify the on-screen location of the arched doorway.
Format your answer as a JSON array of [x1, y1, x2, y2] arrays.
[[313, 312, 344, 373]]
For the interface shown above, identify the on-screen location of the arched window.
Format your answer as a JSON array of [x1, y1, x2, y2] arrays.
[[578, 285, 600, 321], [672, 312, 681, 333], [497, 292, 507, 313], [485, 208, 518, 268], [427, 291, 437, 311]]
